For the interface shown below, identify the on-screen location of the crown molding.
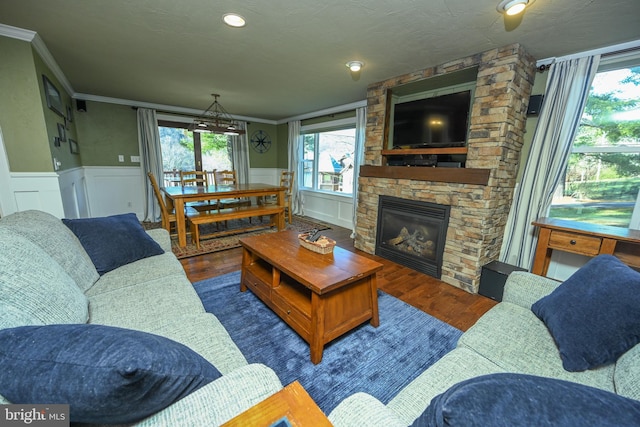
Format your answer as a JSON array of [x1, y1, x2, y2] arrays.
[[75, 93, 277, 125], [278, 100, 367, 124], [0, 23, 36, 41], [0, 24, 75, 96]]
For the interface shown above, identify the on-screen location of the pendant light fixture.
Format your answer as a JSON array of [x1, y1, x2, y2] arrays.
[[189, 94, 245, 136]]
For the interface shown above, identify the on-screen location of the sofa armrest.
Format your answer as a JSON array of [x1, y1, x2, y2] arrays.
[[502, 271, 561, 309], [145, 228, 172, 253], [329, 393, 405, 427], [134, 363, 283, 426]]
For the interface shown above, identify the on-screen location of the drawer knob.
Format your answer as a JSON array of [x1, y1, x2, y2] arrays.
[[287, 310, 291, 315], [570, 239, 577, 245]]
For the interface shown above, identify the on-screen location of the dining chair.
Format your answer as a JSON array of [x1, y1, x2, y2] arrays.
[[212, 169, 251, 210], [147, 172, 196, 235], [261, 170, 294, 223], [280, 170, 294, 224], [180, 170, 209, 187], [179, 170, 217, 212]]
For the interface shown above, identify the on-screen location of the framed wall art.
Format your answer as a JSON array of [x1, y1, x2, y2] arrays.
[[69, 139, 79, 155], [57, 123, 66, 142], [43, 75, 65, 117]]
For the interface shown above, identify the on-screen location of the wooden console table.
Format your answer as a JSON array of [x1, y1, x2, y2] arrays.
[[532, 217, 640, 276]]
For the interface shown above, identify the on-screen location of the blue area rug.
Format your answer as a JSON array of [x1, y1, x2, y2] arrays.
[[194, 271, 462, 413]]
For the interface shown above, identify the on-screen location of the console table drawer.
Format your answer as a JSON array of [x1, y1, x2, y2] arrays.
[[244, 270, 271, 300], [272, 290, 311, 338], [548, 230, 602, 255]]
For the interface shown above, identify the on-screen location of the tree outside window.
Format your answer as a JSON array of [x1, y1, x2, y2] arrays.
[[158, 122, 232, 185], [549, 64, 640, 228]]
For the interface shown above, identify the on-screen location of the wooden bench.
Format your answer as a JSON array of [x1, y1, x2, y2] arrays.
[[188, 205, 285, 249]]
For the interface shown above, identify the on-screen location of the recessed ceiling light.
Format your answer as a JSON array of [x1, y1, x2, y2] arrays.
[[496, 0, 534, 15], [346, 61, 364, 72], [223, 13, 246, 28]]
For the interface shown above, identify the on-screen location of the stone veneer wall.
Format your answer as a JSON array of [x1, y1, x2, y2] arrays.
[[355, 44, 536, 293]]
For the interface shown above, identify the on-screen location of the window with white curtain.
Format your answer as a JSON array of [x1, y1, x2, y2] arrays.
[[549, 54, 640, 229], [301, 118, 356, 195]]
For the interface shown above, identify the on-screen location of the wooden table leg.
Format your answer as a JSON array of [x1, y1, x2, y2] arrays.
[[174, 198, 187, 247], [369, 275, 380, 327], [310, 293, 325, 364]]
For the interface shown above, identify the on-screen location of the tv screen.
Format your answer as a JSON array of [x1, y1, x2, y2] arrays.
[[392, 90, 471, 148]]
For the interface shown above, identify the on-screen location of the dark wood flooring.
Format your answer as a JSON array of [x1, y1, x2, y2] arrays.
[[180, 221, 497, 331]]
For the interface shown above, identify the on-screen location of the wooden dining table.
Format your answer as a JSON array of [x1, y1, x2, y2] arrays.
[[162, 183, 286, 247]]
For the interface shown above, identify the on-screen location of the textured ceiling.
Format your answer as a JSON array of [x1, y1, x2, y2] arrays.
[[1, 0, 639, 122]]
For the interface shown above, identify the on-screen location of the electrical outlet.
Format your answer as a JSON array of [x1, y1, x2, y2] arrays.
[[130, 155, 140, 163], [118, 155, 124, 162]]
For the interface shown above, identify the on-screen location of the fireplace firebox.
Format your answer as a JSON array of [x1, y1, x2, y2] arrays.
[[375, 196, 450, 278]]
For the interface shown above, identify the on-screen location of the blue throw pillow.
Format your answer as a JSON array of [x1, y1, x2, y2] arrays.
[[0, 324, 221, 424], [63, 213, 164, 275], [411, 373, 640, 427], [531, 255, 640, 371]]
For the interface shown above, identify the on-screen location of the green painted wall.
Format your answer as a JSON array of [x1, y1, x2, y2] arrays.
[[517, 71, 549, 182], [0, 37, 52, 172], [246, 122, 278, 168], [276, 122, 289, 169], [75, 101, 139, 166], [33, 49, 81, 171]]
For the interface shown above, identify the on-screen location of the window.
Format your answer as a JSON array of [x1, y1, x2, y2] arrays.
[[301, 121, 355, 195], [158, 120, 232, 185], [549, 57, 640, 229]]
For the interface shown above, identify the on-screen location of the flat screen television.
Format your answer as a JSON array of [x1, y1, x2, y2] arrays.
[[392, 90, 471, 148]]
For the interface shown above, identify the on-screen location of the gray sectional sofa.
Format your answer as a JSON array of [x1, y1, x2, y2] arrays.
[[329, 269, 640, 426], [3, 209, 639, 426], [0, 210, 283, 426]]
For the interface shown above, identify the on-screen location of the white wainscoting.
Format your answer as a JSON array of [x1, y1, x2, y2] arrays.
[[57, 167, 90, 219], [83, 166, 145, 219], [8, 172, 65, 218], [301, 190, 354, 230], [249, 167, 282, 185]]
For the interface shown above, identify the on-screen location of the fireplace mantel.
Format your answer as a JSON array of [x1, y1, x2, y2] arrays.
[[359, 165, 491, 185]]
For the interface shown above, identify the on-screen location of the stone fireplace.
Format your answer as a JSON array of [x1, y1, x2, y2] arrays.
[[355, 44, 536, 293]]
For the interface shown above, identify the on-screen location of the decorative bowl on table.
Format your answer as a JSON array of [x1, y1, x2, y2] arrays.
[[298, 233, 336, 254]]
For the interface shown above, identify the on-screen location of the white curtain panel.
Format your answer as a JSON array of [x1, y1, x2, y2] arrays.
[[230, 121, 250, 184], [136, 108, 163, 222], [500, 55, 601, 269], [351, 106, 367, 237], [288, 120, 304, 216]]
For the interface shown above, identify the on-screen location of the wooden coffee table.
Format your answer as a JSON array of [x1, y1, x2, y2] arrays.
[[239, 230, 383, 364]]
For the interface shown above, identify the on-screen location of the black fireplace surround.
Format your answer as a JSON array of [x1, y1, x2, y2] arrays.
[[375, 196, 450, 278]]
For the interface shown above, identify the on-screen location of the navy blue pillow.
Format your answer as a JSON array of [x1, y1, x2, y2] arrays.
[[411, 373, 640, 427], [0, 324, 221, 424], [63, 213, 164, 275], [531, 255, 640, 371]]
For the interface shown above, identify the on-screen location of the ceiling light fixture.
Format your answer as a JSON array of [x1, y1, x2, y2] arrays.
[[223, 13, 246, 28], [189, 94, 245, 136], [346, 61, 364, 73], [496, 0, 534, 15]]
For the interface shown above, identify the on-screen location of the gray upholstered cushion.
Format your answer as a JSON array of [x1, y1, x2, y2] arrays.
[[615, 344, 640, 401], [135, 364, 282, 427], [87, 274, 204, 328], [0, 227, 89, 326], [458, 302, 615, 392], [0, 210, 99, 292]]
